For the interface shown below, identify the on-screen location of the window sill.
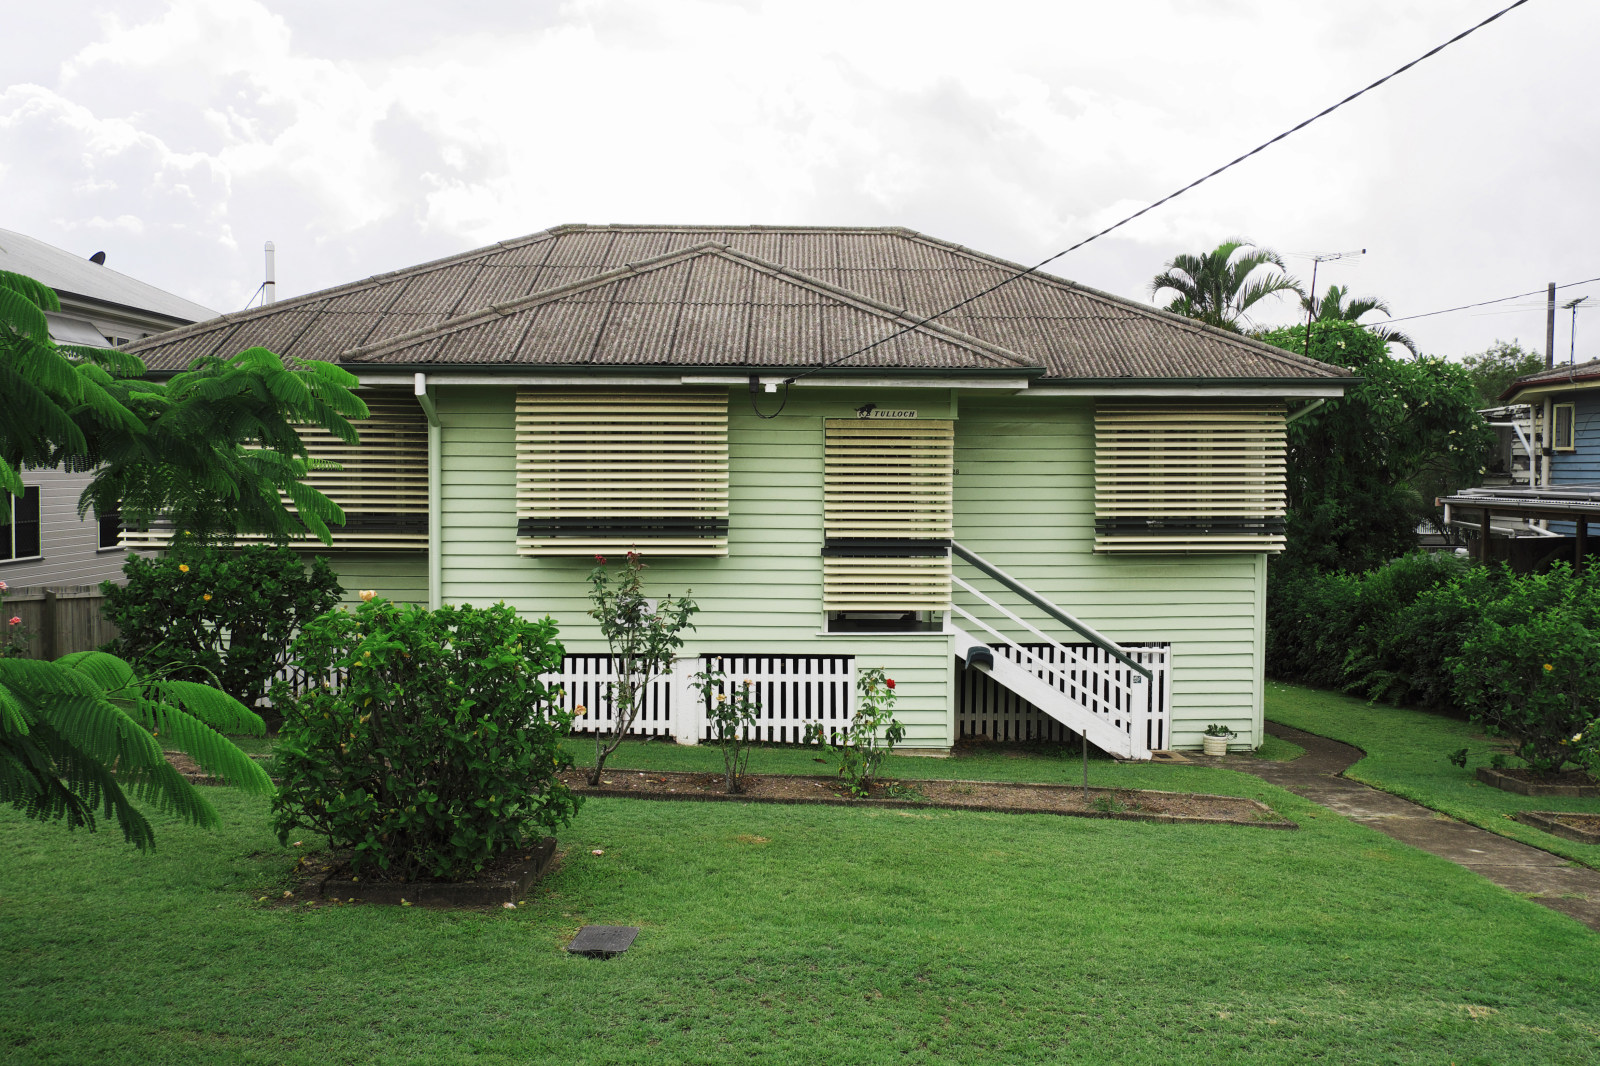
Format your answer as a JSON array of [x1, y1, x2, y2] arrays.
[[0, 555, 44, 566], [813, 630, 952, 639]]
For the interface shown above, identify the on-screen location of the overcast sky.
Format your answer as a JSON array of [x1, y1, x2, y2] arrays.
[[5, 0, 1597, 361]]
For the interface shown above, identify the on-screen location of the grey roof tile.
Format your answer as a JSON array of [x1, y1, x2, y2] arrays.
[[126, 223, 1349, 381]]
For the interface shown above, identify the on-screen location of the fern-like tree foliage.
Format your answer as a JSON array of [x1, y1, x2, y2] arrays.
[[1150, 240, 1303, 333], [1, 268, 369, 545], [0, 651, 273, 848], [1, 268, 361, 845]]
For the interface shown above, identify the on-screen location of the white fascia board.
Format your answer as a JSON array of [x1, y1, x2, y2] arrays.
[[1024, 384, 1348, 399], [355, 372, 1033, 390], [684, 375, 1032, 390]]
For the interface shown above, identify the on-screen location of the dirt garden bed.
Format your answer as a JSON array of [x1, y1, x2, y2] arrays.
[[1512, 810, 1600, 845], [562, 769, 1295, 829], [1476, 766, 1599, 797]]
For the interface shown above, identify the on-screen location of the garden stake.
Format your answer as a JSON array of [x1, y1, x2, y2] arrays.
[[1082, 733, 1089, 803]]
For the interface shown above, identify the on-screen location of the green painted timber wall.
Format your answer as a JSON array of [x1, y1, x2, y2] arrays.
[[317, 552, 429, 608], [421, 384, 1266, 751], [436, 385, 958, 748], [952, 396, 1265, 749]]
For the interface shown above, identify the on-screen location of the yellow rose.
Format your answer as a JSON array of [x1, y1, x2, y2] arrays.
[[202, 593, 212, 602], [178, 564, 189, 573]]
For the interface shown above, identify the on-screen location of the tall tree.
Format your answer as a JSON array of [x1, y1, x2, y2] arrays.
[[1257, 320, 1494, 572], [1150, 240, 1302, 332], [1301, 283, 1419, 356], [1, 269, 361, 846], [1460, 339, 1545, 406]]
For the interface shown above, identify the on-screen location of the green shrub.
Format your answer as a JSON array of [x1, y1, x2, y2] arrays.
[[804, 667, 905, 796], [1265, 564, 1362, 687], [1448, 564, 1600, 776], [103, 544, 342, 724], [1340, 552, 1472, 705], [270, 597, 580, 880]]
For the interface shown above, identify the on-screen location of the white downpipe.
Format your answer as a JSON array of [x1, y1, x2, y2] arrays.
[[264, 241, 276, 304]]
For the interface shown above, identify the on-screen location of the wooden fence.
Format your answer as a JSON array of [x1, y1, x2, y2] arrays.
[[1, 585, 118, 660]]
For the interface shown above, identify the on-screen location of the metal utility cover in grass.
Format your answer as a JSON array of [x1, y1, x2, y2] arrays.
[[567, 925, 639, 958]]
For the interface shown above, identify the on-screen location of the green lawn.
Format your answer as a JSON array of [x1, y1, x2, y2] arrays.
[[1266, 681, 1600, 869], [4, 758, 1598, 1064]]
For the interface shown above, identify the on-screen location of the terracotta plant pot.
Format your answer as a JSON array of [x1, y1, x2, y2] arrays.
[[1202, 734, 1230, 757]]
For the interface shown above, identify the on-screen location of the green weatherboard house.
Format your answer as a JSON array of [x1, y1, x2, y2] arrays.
[[125, 226, 1352, 756]]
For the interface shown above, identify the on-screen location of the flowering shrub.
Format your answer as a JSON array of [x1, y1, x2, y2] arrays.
[[0, 581, 34, 658], [584, 551, 697, 785], [103, 545, 342, 725], [270, 597, 580, 880], [693, 662, 760, 793], [1449, 570, 1600, 777], [804, 667, 905, 796]]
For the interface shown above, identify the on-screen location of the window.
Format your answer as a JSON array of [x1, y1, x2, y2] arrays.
[[97, 505, 122, 550], [1, 487, 42, 562], [822, 418, 953, 629], [120, 387, 430, 552], [1094, 404, 1286, 553], [516, 388, 729, 556], [1553, 403, 1576, 452]]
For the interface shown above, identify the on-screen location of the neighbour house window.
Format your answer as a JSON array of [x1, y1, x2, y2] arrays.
[[97, 505, 122, 550], [515, 388, 729, 556], [822, 418, 953, 631], [2, 487, 43, 562], [1094, 404, 1287, 553], [118, 387, 431, 551], [1553, 403, 1576, 452]]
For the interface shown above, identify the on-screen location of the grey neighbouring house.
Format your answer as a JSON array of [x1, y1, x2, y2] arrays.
[[1, 228, 216, 605], [123, 225, 1351, 756]]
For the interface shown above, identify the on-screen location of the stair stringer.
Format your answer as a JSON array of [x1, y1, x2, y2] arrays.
[[953, 627, 1140, 759]]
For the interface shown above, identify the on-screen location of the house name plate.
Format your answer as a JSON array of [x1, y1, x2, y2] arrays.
[[857, 409, 918, 419]]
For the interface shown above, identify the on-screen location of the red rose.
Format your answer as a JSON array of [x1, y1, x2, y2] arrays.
[[885, 678, 895, 689], [594, 554, 607, 563]]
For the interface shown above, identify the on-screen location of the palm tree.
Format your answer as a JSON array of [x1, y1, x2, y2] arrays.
[[1150, 240, 1303, 332], [1302, 284, 1419, 356]]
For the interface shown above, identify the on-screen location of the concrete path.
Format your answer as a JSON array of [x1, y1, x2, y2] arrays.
[[1217, 722, 1600, 931]]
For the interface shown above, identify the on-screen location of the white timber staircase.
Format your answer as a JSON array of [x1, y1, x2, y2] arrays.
[[950, 542, 1168, 760]]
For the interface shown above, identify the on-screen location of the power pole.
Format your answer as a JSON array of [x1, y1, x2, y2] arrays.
[[1545, 281, 1556, 369]]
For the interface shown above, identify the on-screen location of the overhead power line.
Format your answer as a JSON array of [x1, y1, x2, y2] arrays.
[[777, 0, 1534, 389], [1378, 275, 1600, 325]]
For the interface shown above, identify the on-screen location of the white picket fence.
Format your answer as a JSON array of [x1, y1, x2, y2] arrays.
[[552, 652, 856, 744], [957, 642, 1171, 752], [548, 653, 677, 737]]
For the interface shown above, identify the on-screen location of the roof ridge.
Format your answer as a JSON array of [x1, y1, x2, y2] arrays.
[[342, 241, 1039, 371]]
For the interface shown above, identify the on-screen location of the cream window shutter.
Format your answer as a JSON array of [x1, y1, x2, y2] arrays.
[[822, 419, 953, 610], [516, 388, 729, 556], [1094, 404, 1286, 553], [119, 387, 429, 551]]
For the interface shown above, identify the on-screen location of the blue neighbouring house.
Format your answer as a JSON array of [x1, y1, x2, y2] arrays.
[[1441, 357, 1600, 569]]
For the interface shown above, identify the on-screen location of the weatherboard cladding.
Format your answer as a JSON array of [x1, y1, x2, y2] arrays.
[[126, 225, 1347, 381]]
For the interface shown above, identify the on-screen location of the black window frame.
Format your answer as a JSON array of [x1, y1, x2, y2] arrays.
[[1, 487, 42, 562]]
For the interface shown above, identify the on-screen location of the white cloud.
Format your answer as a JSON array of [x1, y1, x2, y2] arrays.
[[4, 0, 1598, 356]]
